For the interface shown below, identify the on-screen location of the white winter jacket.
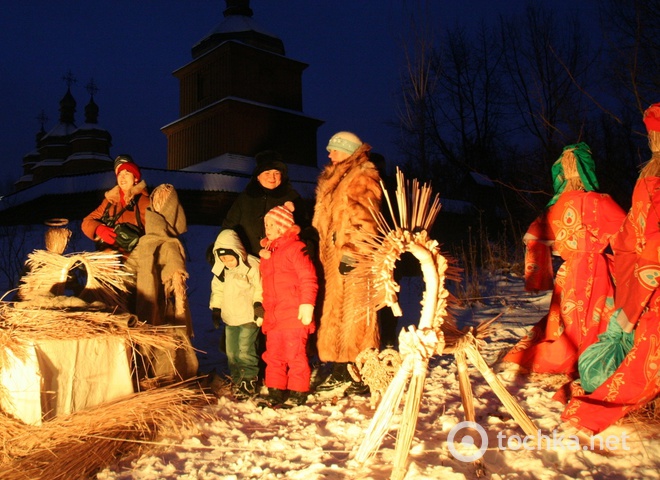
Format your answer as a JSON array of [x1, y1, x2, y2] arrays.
[[209, 229, 263, 326]]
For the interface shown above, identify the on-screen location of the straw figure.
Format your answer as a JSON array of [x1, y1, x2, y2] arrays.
[[562, 103, 660, 434], [125, 183, 198, 382], [350, 169, 538, 480], [501, 143, 626, 376]]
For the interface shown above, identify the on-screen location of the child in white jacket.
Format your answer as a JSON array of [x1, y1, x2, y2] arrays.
[[210, 229, 263, 400]]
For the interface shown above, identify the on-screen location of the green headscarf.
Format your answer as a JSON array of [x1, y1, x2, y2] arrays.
[[547, 142, 599, 207]]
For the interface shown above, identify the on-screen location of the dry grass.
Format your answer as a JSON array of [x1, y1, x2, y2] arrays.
[[0, 383, 213, 479]]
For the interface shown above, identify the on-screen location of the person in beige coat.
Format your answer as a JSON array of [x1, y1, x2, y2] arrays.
[[312, 131, 382, 396]]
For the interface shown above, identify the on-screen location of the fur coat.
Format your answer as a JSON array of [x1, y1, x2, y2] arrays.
[[312, 143, 382, 363]]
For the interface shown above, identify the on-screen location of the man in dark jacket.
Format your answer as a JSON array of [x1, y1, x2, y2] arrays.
[[222, 150, 308, 256]]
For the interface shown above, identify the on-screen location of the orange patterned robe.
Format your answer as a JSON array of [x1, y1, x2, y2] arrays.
[[562, 177, 660, 433], [503, 190, 625, 374]]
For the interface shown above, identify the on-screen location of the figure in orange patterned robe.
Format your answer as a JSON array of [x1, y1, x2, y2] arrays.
[[502, 144, 625, 375], [562, 104, 660, 433]]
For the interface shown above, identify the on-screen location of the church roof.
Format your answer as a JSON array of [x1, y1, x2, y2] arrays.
[[191, 1, 285, 57]]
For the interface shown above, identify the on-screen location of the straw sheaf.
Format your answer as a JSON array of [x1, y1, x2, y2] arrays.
[[44, 227, 71, 255], [18, 250, 133, 311], [0, 384, 212, 479], [561, 148, 585, 192], [639, 130, 660, 178]]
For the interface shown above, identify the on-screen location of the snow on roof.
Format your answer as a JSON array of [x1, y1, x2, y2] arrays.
[[439, 198, 476, 215], [64, 153, 113, 163], [0, 167, 319, 212], [41, 123, 77, 139], [181, 153, 319, 183], [194, 14, 279, 47], [75, 123, 109, 133], [161, 96, 322, 130], [470, 171, 495, 187]]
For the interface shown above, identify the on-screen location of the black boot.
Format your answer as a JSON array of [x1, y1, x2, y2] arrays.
[[284, 390, 309, 407], [259, 387, 287, 407], [233, 378, 258, 401], [315, 363, 351, 392], [343, 380, 370, 397]]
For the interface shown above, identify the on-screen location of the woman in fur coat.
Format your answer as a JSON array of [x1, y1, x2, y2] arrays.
[[312, 131, 382, 396]]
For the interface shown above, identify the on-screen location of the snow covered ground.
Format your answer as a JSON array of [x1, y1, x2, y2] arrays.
[[93, 225, 659, 480], [3, 224, 659, 479]]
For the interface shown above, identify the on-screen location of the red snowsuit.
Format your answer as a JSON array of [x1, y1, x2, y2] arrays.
[[260, 228, 318, 393]]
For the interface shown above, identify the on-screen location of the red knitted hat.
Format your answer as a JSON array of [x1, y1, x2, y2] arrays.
[[643, 103, 660, 133], [265, 201, 295, 231], [114, 154, 141, 182]]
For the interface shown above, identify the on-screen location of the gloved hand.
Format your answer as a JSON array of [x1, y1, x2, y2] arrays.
[[299, 227, 318, 259], [298, 303, 314, 326], [96, 224, 117, 245], [254, 302, 264, 326], [339, 254, 356, 275], [211, 308, 222, 329]]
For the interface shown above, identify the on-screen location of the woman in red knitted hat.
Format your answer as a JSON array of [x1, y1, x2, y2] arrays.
[[82, 154, 149, 257]]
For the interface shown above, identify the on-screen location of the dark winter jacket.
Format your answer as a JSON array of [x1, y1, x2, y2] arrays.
[[259, 228, 318, 335], [222, 177, 307, 256]]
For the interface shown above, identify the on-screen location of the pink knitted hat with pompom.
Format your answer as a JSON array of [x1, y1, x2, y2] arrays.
[[265, 201, 295, 231]]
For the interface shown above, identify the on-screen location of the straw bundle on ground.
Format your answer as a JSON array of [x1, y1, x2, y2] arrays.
[[0, 383, 212, 479]]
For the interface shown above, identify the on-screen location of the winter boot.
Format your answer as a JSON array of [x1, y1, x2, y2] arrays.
[[259, 387, 287, 408], [284, 390, 309, 407], [315, 363, 351, 392], [234, 378, 258, 401], [343, 380, 370, 397]]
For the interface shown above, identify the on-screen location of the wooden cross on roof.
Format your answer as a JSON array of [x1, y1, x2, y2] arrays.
[[62, 69, 77, 88], [86, 78, 99, 98]]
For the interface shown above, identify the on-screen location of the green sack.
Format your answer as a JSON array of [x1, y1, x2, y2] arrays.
[[578, 310, 635, 393]]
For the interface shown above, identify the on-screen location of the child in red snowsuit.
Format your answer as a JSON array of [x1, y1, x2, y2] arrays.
[[259, 201, 318, 407]]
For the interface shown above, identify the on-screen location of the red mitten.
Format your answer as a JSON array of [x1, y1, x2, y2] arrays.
[[96, 224, 117, 245]]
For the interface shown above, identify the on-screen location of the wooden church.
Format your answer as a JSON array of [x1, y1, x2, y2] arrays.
[[0, 0, 322, 225]]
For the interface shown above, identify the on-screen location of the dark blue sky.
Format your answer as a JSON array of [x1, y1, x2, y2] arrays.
[[0, 1, 596, 194]]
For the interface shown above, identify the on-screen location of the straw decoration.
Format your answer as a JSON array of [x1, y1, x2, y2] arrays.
[[351, 169, 535, 478], [18, 250, 133, 311]]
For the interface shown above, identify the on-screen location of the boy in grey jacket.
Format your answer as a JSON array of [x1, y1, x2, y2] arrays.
[[210, 229, 264, 400]]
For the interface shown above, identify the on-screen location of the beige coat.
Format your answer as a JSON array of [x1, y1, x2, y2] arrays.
[[312, 143, 382, 363]]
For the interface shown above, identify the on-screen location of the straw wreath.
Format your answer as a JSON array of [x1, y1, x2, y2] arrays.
[[351, 169, 536, 479]]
